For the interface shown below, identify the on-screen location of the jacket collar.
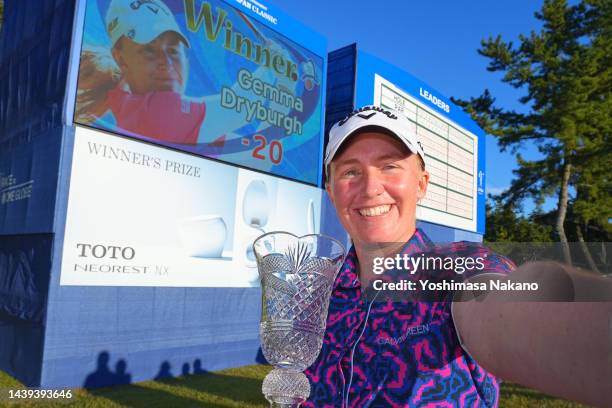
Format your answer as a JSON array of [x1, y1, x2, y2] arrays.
[[334, 228, 433, 290]]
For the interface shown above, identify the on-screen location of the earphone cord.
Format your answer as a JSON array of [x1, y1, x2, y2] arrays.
[[344, 290, 380, 408]]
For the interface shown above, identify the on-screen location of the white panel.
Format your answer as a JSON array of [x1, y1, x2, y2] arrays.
[[60, 126, 322, 287]]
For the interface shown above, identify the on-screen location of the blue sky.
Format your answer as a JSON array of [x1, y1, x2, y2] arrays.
[[270, 0, 554, 215]]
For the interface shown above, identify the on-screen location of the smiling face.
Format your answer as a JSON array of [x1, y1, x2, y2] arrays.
[[112, 31, 187, 94], [326, 132, 429, 248]]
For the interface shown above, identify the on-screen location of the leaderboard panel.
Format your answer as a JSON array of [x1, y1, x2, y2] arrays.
[[374, 75, 477, 229], [349, 49, 486, 234]]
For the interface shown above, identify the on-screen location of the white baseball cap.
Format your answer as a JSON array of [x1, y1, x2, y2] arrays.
[[106, 0, 190, 48], [324, 105, 426, 172]]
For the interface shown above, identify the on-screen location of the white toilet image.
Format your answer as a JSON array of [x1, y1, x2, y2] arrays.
[[242, 180, 270, 228], [177, 215, 227, 258], [242, 225, 266, 269], [233, 172, 278, 285]]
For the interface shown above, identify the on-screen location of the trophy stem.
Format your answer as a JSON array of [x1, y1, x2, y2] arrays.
[[268, 399, 304, 408], [262, 368, 310, 408]]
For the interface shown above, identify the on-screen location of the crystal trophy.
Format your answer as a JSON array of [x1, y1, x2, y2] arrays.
[[253, 232, 346, 408]]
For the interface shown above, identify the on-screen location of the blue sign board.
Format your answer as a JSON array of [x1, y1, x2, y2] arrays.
[[72, 0, 327, 185]]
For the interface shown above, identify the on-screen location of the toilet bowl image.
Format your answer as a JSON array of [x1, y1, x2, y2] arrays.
[[177, 215, 227, 258], [242, 179, 270, 227], [242, 225, 266, 284]]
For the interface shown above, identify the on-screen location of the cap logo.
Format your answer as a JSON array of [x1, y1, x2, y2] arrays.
[[357, 112, 376, 120], [130, 0, 168, 16], [337, 106, 397, 126]]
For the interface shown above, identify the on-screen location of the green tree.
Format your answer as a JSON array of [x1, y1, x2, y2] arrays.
[[484, 196, 555, 266], [485, 196, 553, 243], [454, 0, 611, 264], [572, 152, 611, 271], [0, 1, 4, 31]]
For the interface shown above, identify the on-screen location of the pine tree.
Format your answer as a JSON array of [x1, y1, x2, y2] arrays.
[[485, 196, 553, 243], [454, 0, 611, 264]]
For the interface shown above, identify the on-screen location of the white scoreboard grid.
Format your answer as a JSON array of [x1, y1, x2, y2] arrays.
[[373, 74, 478, 232]]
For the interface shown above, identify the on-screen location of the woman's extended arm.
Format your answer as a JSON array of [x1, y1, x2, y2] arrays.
[[453, 262, 612, 407]]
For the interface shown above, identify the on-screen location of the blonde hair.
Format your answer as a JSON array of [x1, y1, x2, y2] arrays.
[[75, 45, 121, 123]]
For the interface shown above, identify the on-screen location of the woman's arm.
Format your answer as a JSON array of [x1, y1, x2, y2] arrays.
[[453, 262, 612, 407]]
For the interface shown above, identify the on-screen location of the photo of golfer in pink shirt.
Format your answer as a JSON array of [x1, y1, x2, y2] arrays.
[[76, 0, 304, 146], [77, 0, 206, 144]]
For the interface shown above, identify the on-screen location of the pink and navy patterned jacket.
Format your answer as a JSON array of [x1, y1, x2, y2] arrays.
[[304, 229, 515, 407]]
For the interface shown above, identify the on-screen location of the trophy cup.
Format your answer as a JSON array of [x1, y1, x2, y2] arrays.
[[253, 232, 346, 407]]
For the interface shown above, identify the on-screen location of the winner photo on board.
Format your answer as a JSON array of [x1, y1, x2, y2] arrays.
[[75, 0, 324, 184]]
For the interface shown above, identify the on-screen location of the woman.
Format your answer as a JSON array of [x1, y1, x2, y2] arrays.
[[304, 105, 612, 407]]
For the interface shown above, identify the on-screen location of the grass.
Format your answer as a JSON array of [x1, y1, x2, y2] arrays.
[[0, 365, 586, 407], [499, 382, 586, 408]]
